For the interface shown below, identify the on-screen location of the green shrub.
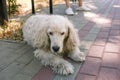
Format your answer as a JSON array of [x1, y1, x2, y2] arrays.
[[8, 0, 21, 16]]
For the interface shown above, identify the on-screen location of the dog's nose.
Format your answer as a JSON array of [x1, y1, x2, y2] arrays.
[[52, 46, 60, 52]]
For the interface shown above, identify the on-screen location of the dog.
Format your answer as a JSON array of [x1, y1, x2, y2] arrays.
[[22, 14, 85, 75]]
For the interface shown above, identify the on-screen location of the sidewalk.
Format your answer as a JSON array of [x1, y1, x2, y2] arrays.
[[0, 0, 120, 80]]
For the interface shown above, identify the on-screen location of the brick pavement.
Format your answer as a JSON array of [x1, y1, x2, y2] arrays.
[[0, 0, 120, 80]]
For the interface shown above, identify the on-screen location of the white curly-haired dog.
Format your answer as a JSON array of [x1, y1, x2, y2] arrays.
[[22, 14, 85, 75]]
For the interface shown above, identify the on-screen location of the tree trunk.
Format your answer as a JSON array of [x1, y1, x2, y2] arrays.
[[49, 0, 53, 14], [31, 0, 35, 14], [0, 0, 8, 25]]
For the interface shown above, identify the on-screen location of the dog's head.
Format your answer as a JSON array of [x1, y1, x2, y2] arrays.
[[47, 19, 68, 54], [34, 15, 79, 55]]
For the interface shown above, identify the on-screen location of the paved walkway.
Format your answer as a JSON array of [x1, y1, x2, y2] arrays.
[[0, 0, 120, 80]]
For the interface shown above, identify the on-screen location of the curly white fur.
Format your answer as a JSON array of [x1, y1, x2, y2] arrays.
[[22, 14, 85, 75]]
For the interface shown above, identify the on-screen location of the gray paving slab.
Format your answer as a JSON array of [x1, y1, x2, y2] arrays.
[[15, 49, 34, 65], [0, 41, 24, 50], [19, 59, 43, 77], [0, 44, 31, 72], [83, 33, 97, 41], [12, 73, 32, 80], [0, 62, 25, 80], [0, 40, 40, 80], [89, 25, 101, 34]]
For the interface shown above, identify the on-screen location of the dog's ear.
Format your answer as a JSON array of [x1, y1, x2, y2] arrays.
[[65, 18, 80, 51], [33, 26, 50, 51]]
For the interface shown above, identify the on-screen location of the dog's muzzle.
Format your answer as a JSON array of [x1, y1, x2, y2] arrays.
[[52, 46, 60, 52]]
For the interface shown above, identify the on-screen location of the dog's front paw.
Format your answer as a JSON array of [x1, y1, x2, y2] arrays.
[[52, 61, 74, 75], [75, 52, 86, 61], [69, 52, 86, 62], [34, 49, 41, 59]]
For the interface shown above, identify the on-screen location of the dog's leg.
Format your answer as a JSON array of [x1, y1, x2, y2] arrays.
[[68, 47, 86, 62], [34, 49, 74, 75]]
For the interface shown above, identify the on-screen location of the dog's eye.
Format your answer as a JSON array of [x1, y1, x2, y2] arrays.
[[49, 32, 53, 35], [61, 32, 64, 35]]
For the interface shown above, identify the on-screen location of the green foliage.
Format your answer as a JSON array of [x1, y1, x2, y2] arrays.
[[8, 0, 21, 15]]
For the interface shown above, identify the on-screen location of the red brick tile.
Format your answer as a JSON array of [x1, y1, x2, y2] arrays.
[[82, 26, 93, 31], [119, 54, 120, 70], [32, 67, 55, 80], [102, 23, 111, 27], [85, 22, 94, 27], [107, 7, 114, 16], [109, 30, 120, 36], [81, 22, 94, 31], [113, 12, 120, 19], [113, 16, 120, 20], [79, 30, 89, 36], [105, 43, 120, 53], [75, 74, 96, 80], [108, 13, 114, 19], [111, 25, 120, 30], [94, 38, 107, 46], [112, 20, 120, 25], [100, 27, 110, 32], [88, 46, 104, 58], [108, 36, 120, 44], [97, 68, 120, 80], [97, 32, 109, 38], [80, 57, 101, 75], [102, 52, 120, 68], [79, 30, 89, 40]]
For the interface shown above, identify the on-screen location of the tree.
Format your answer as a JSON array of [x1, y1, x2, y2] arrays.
[[0, 0, 8, 25]]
